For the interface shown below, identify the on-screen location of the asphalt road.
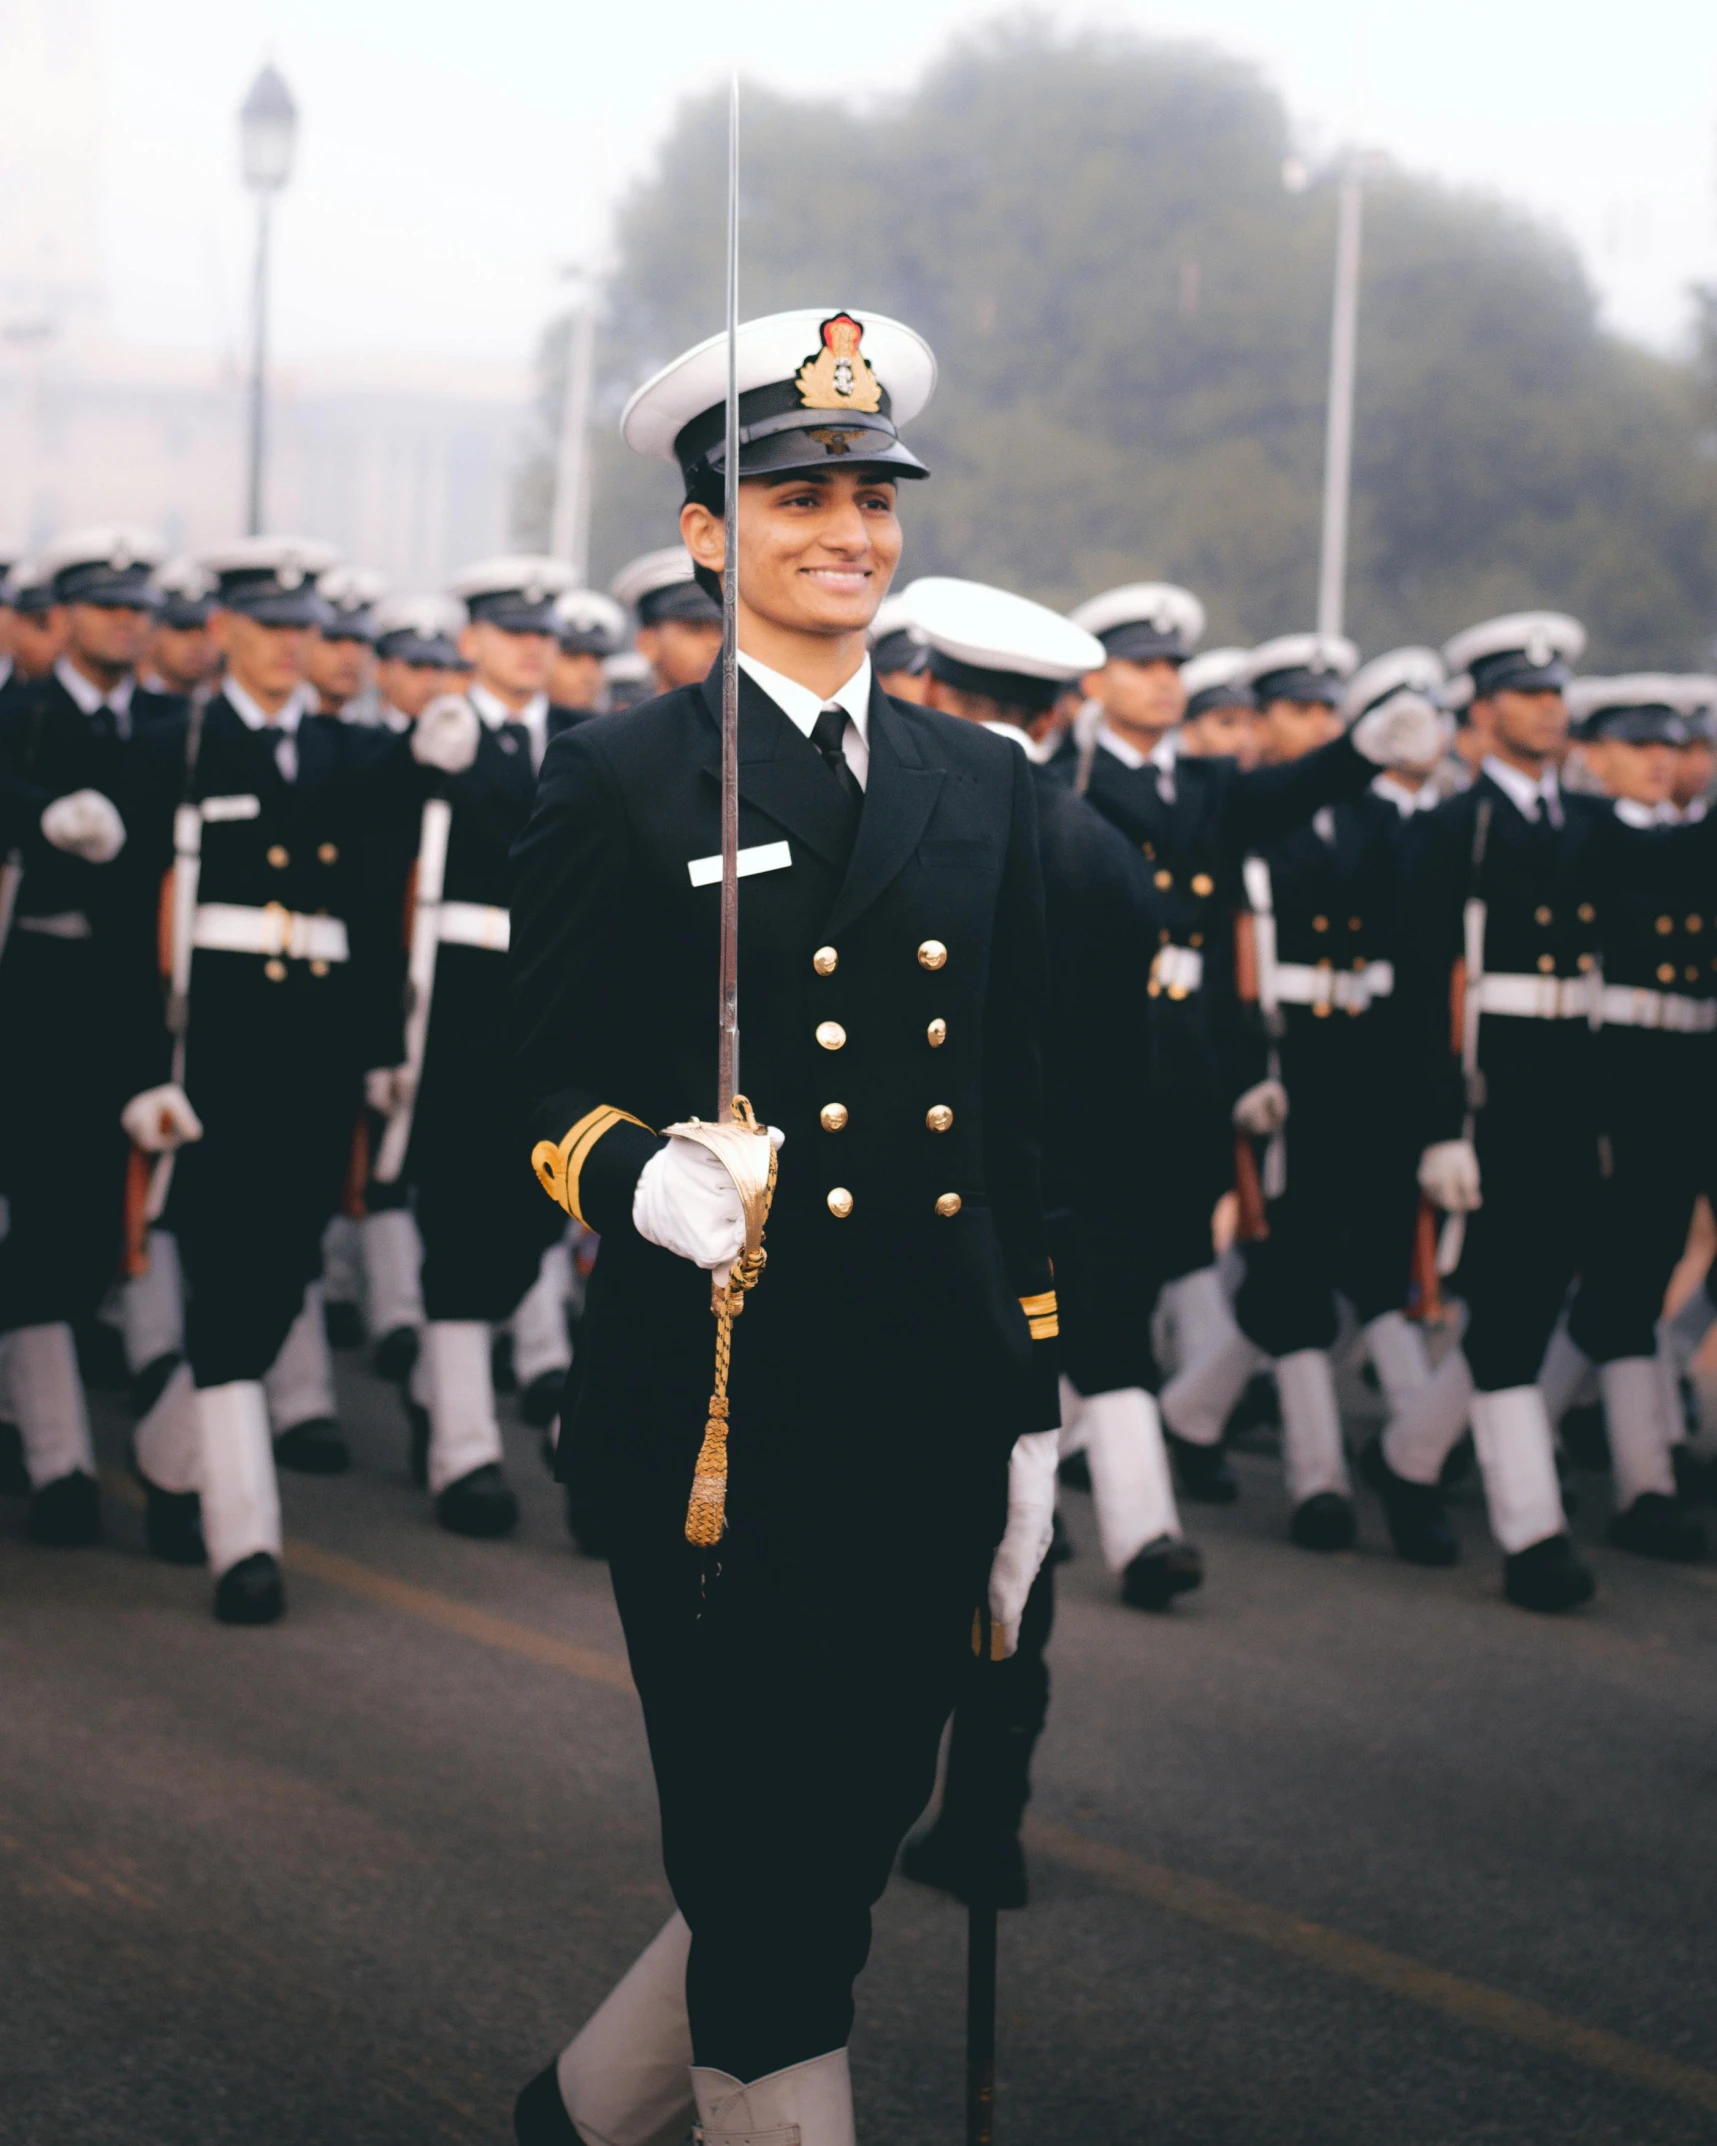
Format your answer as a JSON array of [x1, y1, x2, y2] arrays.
[[3, 1342, 1715, 2145]]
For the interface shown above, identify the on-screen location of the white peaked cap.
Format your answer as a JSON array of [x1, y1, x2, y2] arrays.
[[200, 535, 340, 584], [153, 556, 217, 601], [1069, 581, 1206, 648], [373, 593, 466, 640], [868, 592, 925, 647], [1565, 674, 1709, 722], [318, 565, 386, 608], [1238, 632, 1360, 690], [447, 555, 575, 604], [622, 308, 936, 463], [901, 577, 1105, 683], [1181, 646, 1251, 699], [610, 547, 697, 609], [554, 587, 627, 640], [1342, 645, 1445, 722], [40, 523, 167, 575], [1441, 610, 1585, 679]]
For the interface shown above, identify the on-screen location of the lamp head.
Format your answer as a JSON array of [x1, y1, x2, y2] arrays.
[[240, 63, 298, 193]]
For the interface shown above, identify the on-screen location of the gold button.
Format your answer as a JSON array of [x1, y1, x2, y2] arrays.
[[813, 945, 838, 976], [826, 1187, 854, 1218], [1658, 963, 1676, 983], [264, 958, 286, 982], [1577, 953, 1594, 972], [1535, 905, 1552, 925], [1191, 873, 1214, 897], [1688, 967, 1700, 983], [1688, 916, 1704, 934], [1578, 903, 1595, 923], [815, 1021, 847, 1051], [1348, 916, 1362, 931], [1143, 841, 1155, 858], [267, 844, 288, 869], [935, 1192, 962, 1217], [1189, 932, 1203, 949], [1158, 928, 1171, 945], [927, 1018, 947, 1048], [1154, 869, 1172, 890], [926, 1104, 953, 1133], [917, 939, 948, 971], [310, 960, 329, 978], [820, 1102, 848, 1131], [318, 842, 338, 865], [1352, 956, 1367, 971], [1656, 916, 1674, 934], [1537, 954, 1555, 973], [1312, 915, 1329, 933]]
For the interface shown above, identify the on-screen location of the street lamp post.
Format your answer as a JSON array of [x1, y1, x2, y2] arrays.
[[1315, 161, 1364, 642], [550, 278, 597, 584], [238, 64, 298, 537]]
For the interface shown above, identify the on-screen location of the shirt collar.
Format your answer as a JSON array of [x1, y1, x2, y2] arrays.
[[736, 650, 871, 742], [1483, 753, 1561, 825], [470, 681, 547, 733], [55, 654, 135, 725], [1614, 796, 1677, 829], [224, 677, 312, 736], [1371, 771, 1438, 817], [980, 718, 1053, 764]]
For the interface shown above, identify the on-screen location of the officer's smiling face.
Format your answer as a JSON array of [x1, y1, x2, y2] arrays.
[[683, 467, 901, 640]]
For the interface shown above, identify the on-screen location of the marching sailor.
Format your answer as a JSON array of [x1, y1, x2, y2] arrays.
[[867, 591, 931, 703], [550, 587, 627, 727], [0, 561, 69, 700], [370, 557, 581, 1537], [0, 525, 186, 1547], [306, 565, 384, 719], [143, 558, 223, 704], [373, 594, 469, 731], [510, 309, 1060, 2146], [1176, 646, 1261, 768], [610, 545, 724, 694]]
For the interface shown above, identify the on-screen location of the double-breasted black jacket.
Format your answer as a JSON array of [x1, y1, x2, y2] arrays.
[[509, 668, 1059, 1561]]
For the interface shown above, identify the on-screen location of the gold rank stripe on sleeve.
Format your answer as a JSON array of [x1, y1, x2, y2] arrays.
[[1019, 1290, 1060, 1341], [532, 1106, 653, 1222]]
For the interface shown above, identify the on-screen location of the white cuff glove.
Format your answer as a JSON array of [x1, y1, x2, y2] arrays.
[[412, 694, 481, 774], [364, 1066, 416, 1114], [1232, 1077, 1289, 1136], [41, 788, 126, 863], [987, 1427, 1060, 1657], [1418, 1138, 1481, 1213], [1350, 694, 1447, 769], [121, 1083, 203, 1154], [632, 1124, 786, 1271]]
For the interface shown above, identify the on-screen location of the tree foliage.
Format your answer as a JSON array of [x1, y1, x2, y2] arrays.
[[519, 22, 1717, 666]]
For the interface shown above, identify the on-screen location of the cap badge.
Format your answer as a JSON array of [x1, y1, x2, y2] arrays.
[[279, 559, 304, 590], [806, 426, 863, 456], [112, 538, 135, 570], [1526, 628, 1552, 666], [796, 314, 883, 414]]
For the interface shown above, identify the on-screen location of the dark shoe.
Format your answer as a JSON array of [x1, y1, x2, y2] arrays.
[[1361, 1437, 1458, 1567], [1047, 1506, 1075, 1564], [128, 1349, 182, 1419], [1290, 1491, 1358, 1552], [274, 1417, 350, 1475], [372, 1323, 419, 1383], [514, 2062, 582, 2145], [0, 1421, 29, 1496], [1057, 1449, 1092, 1492], [143, 1482, 206, 1566], [28, 1470, 102, 1546], [322, 1298, 365, 1350], [1560, 1402, 1610, 1472], [519, 1368, 565, 1430], [900, 1822, 1028, 1911], [1607, 1492, 1707, 1563], [1121, 1535, 1203, 1610], [1503, 1534, 1595, 1613], [1166, 1430, 1239, 1504], [1672, 1444, 1717, 1508], [436, 1462, 519, 1539], [491, 1330, 517, 1394], [214, 1551, 285, 1625], [405, 1400, 430, 1488]]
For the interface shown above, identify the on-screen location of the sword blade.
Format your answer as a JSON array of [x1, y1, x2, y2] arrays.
[[718, 71, 741, 1114]]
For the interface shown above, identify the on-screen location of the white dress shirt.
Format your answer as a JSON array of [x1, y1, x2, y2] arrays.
[[225, 676, 313, 782], [471, 682, 550, 773], [1482, 753, 1563, 827], [1613, 797, 1678, 829], [1370, 771, 1440, 818], [54, 655, 136, 738], [980, 718, 1054, 764], [739, 650, 872, 790]]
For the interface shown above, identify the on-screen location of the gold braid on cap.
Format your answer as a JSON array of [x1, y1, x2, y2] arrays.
[[532, 1106, 651, 1223]]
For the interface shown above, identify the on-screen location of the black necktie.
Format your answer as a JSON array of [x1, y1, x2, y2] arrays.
[[810, 705, 863, 808], [88, 705, 118, 744]]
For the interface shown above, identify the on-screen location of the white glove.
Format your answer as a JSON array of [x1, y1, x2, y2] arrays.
[[41, 788, 126, 863], [632, 1125, 786, 1271], [365, 1066, 416, 1114], [1350, 694, 1447, 769], [412, 694, 481, 774], [987, 1428, 1061, 1658], [1418, 1138, 1481, 1213], [121, 1083, 203, 1154], [1232, 1077, 1289, 1136]]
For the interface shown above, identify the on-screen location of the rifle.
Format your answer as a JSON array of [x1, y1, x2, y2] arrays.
[[372, 793, 453, 1184]]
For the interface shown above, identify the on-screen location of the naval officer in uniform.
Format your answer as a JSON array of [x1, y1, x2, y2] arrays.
[[611, 546, 725, 694], [510, 309, 1060, 2146], [550, 587, 627, 723]]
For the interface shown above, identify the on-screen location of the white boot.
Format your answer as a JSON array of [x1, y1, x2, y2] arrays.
[[512, 1241, 574, 1389], [134, 1359, 201, 1493], [197, 1380, 281, 1576], [265, 1282, 338, 1434], [121, 1229, 185, 1375], [556, 1913, 695, 2146], [1381, 1345, 1475, 1486], [1363, 1310, 1429, 1415], [1469, 1384, 1565, 1553], [1598, 1356, 1677, 1509], [691, 2049, 855, 2146], [424, 1320, 504, 1493], [9, 1322, 96, 1487], [362, 1207, 425, 1339], [1160, 1325, 1268, 1446], [1537, 1323, 1592, 1428], [1276, 1348, 1351, 1505], [1079, 1385, 1182, 1569]]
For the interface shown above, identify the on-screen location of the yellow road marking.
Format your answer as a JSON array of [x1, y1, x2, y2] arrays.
[[99, 1476, 1717, 2118]]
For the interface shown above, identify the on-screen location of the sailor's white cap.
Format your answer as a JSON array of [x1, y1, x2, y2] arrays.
[[373, 593, 466, 666], [200, 536, 341, 624], [1342, 645, 1444, 723], [1181, 646, 1254, 715], [1239, 633, 1359, 704], [901, 576, 1105, 711], [447, 555, 574, 632], [1566, 673, 1705, 742], [1069, 582, 1205, 663], [610, 546, 721, 628], [553, 587, 627, 653], [40, 523, 167, 607], [1441, 612, 1585, 699]]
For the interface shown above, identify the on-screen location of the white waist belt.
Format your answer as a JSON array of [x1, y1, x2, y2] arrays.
[[1598, 985, 1717, 1033], [1273, 960, 1394, 1013], [436, 900, 510, 953], [1474, 972, 1593, 1020], [193, 902, 350, 963], [1150, 945, 1204, 996], [15, 911, 92, 940]]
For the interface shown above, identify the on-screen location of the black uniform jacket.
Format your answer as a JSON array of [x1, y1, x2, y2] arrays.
[[510, 667, 1059, 1560]]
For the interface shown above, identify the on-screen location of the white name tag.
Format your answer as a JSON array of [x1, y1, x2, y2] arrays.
[[201, 794, 261, 822], [687, 840, 792, 888]]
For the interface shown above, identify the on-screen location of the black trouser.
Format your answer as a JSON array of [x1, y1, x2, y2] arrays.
[[609, 1527, 983, 2081], [171, 960, 363, 1386], [0, 935, 132, 1333], [933, 1558, 1054, 1846], [1567, 1029, 1715, 1365]]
